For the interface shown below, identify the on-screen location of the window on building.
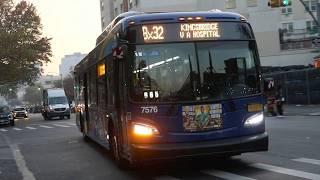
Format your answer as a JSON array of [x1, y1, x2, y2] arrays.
[[225, 0, 236, 9], [281, 7, 292, 14], [306, 20, 317, 33], [101, 1, 104, 11], [135, 0, 138, 6], [247, 0, 257, 7], [129, 0, 133, 9], [282, 22, 294, 32], [120, 3, 123, 11], [114, 7, 118, 16], [304, 0, 317, 11]]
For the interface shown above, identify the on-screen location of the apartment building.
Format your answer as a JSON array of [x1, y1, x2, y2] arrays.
[[59, 52, 86, 78], [100, 0, 320, 67]]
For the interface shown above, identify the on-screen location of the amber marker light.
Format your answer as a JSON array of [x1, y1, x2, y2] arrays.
[[187, 17, 193, 21], [133, 123, 159, 137], [195, 16, 203, 20]]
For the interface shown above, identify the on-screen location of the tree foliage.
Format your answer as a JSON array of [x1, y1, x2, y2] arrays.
[[23, 84, 43, 105], [63, 74, 74, 102], [0, 0, 52, 85]]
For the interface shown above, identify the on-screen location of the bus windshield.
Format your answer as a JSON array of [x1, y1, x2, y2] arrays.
[[129, 41, 260, 102]]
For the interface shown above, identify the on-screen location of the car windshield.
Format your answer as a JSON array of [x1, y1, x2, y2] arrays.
[[49, 97, 68, 105], [129, 41, 260, 102], [14, 108, 25, 111], [0, 106, 10, 113]]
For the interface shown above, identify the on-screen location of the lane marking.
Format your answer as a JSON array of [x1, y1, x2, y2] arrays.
[[2, 134, 36, 180], [293, 158, 320, 166], [52, 124, 70, 128], [39, 125, 53, 129], [0, 129, 8, 132], [25, 127, 36, 130], [251, 163, 320, 180], [13, 128, 22, 131], [60, 122, 76, 126], [202, 169, 256, 180], [154, 176, 180, 180]]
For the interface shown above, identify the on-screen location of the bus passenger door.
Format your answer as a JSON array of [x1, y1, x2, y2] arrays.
[[115, 59, 129, 151]]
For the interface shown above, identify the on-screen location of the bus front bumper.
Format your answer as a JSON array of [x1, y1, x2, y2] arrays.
[[131, 132, 268, 162]]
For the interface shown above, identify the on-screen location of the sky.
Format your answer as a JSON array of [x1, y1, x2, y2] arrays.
[[23, 0, 102, 75]]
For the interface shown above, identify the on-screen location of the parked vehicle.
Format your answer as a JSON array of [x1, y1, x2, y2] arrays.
[[12, 107, 28, 119], [0, 106, 14, 126], [42, 88, 70, 120]]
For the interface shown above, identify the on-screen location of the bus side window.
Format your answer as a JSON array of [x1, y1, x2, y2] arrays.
[[97, 61, 107, 107], [106, 59, 114, 105], [89, 66, 97, 106]]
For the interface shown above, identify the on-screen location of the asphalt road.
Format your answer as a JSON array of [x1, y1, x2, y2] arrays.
[[0, 114, 319, 180]]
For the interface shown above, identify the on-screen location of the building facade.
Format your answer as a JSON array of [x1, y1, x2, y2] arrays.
[[100, 0, 320, 67], [59, 52, 86, 78]]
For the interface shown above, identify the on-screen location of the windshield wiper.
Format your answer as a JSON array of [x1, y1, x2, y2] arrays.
[[188, 54, 196, 98], [208, 51, 216, 74]]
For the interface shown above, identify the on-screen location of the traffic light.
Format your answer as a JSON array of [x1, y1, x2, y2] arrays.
[[268, 0, 291, 8], [281, 0, 290, 6]]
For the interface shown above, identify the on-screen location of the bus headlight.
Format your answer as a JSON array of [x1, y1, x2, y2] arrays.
[[244, 113, 264, 127], [133, 123, 159, 137]]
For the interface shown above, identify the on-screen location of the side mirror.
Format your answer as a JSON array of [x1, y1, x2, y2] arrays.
[[112, 44, 128, 60], [263, 78, 274, 92]]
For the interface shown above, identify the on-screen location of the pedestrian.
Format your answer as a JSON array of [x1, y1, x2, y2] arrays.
[[275, 85, 284, 116]]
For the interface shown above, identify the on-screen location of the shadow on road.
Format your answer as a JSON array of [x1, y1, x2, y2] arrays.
[[83, 136, 265, 179]]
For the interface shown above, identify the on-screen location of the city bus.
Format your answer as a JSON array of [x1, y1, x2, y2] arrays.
[[74, 10, 268, 167]]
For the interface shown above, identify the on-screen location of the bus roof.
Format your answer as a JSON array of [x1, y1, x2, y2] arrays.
[[120, 11, 246, 26]]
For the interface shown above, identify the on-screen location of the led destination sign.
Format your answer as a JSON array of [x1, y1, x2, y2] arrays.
[[179, 23, 220, 39], [132, 22, 253, 43]]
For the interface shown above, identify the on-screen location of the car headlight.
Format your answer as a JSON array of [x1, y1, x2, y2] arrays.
[[244, 113, 264, 127], [132, 123, 159, 137]]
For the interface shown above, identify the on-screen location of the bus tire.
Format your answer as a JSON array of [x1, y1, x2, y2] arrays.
[[110, 129, 130, 169]]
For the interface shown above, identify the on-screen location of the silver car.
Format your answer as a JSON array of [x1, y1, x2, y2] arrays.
[[13, 107, 28, 119]]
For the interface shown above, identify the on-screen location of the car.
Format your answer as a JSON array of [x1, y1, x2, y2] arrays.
[[12, 107, 28, 119], [0, 106, 14, 126]]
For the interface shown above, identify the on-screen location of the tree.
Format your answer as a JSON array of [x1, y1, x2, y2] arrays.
[[63, 74, 74, 102], [53, 80, 62, 88], [23, 84, 43, 105], [0, 0, 52, 85]]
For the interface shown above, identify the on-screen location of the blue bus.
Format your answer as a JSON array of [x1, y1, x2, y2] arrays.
[[74, 11, 268, 167]]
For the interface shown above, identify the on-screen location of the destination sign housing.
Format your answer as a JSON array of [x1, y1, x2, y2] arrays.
[[130, 22, 253, 43]]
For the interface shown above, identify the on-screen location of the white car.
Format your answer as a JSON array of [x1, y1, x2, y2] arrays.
[[13, 107, 28, 119]]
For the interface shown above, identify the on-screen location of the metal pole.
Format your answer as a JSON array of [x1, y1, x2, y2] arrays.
[[284, 72, 289, 104], [306, 69, 311, 104], [317, 3, 320, 34]]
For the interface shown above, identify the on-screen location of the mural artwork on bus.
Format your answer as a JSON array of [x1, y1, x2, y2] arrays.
[[182, 104, 222, 132]]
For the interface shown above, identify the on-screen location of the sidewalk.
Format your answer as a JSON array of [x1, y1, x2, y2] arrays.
[[282, 104, 320, 116]]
